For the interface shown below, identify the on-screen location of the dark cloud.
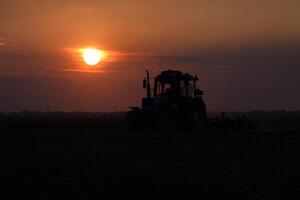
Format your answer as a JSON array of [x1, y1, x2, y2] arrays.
[[146, 41, 300, 66]]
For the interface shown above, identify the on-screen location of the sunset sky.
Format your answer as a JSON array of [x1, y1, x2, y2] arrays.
[[1, 0, 300, 112]]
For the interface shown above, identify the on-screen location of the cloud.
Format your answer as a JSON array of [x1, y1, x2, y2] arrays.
[[0, 37, 18, 47], [140, 41, 300, 67], [0, 70, 67, 78], [0, 37, 5, 46], [61, 68, 105, 74]]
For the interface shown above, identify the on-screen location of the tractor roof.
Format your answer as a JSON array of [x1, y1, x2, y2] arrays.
[[155, 70, 197, 83]]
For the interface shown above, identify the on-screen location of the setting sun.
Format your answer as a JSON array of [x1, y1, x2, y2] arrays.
[[82, 48, 102, 65]]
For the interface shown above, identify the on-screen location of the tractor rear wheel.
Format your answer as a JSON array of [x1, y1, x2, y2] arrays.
[[193, 111, 206, 132], [157, 110, 176, 132]]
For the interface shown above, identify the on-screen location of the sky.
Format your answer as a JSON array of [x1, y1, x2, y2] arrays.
[[0, 0, 300, 112]]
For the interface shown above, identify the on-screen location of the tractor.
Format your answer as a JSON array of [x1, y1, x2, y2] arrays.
[[127, 70, 207, 132]]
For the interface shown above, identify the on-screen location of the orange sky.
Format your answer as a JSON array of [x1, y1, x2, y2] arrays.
[[0, 0, 300, 111]]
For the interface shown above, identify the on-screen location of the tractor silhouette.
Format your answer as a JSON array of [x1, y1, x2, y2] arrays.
[[127, 70, 207, 131]]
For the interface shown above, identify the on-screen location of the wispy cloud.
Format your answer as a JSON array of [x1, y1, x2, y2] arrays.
[[61, 68, 106, 74], [0, 71, 65, 78], [0, 37, 5, 46]]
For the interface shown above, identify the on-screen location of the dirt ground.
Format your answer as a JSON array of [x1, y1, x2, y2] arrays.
[[2, 119, 300, 199]]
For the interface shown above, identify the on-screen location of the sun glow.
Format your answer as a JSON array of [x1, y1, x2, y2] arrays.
[[82, 48, 102, 65]]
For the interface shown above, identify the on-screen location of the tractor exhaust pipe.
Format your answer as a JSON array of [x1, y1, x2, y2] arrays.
[[146, 70, 151, 98]]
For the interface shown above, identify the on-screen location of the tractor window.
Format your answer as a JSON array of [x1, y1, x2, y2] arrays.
[[180, 81, 186, 96], [180, 80, 194, 97], [188, 82, 194, 97], [157, 82, 172, 95]]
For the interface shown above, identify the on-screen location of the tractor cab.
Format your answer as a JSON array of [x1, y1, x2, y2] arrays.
[[146, 70, 204, 112], [153, 70, 202, 97]]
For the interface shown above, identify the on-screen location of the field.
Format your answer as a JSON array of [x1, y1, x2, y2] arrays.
[[2, 115, 300, 199]]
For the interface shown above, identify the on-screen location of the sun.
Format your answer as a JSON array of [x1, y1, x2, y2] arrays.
[[82, 48, 102, 65]]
